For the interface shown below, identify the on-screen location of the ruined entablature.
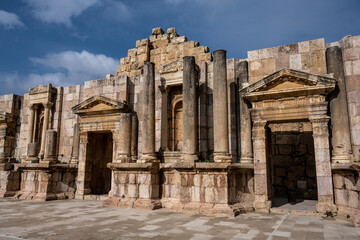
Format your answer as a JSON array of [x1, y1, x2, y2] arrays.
[[116, 27, 212, 77], [28, 83, 57, 106], [72, 95, 129, 117]]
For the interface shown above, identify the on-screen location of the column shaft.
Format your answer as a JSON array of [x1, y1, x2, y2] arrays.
[[213, 50, 231, 162], [39, 103, 52, 157], [159, 86, 169, 151], [237, 61, 253, 163], [310, 116, 337, 213], [27, 105, 36, 144], [43, 129, 57, 163], [326, 46, 353, 163], [140, 62, 157, 162], [117, 113, 132, 163], [131, 114, 138, 160], [181, 56, 198, 162], [70, 123, 80, 164]]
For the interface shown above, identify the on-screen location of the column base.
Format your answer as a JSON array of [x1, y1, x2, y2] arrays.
[[139, 153, 159, 163], [26, 156, 39, 163], [69, 157, 79, 164], [253, 200, 272, 213], [214, 152, 232, 163], [180, 153, 199, 163], [41, 156, 58, 164], [239, 156, 253, 164], [316, 195, 337, 213], [115, 155, 132, 163], [331, 154, 353, 164]]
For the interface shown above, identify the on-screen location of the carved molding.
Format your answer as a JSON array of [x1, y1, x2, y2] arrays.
[[79, 133, 89, 144], [159, 60, 183, 74], [252, 120, 267, 139], [310, 116, 330, 137]]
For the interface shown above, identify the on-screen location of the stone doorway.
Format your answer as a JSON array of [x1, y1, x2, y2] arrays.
[[268, 123, 318, 210], [86, 132, 112, 195]]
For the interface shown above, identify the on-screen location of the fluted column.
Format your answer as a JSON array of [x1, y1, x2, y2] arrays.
[[39, 102, 52, 158], [237, 61, 253, 163], [213, 50, 231, 162], [116, 113, 132, 163], [326, 46, 353, 163], [181, 56, 198, 162], [252, 120, 271, 212], [140, 62, 157, 162], [309, 116, 337, 213]]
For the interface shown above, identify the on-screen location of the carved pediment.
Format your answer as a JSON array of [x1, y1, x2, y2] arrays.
[[72, 95, 129, 116], [241, 68, 336, 101]]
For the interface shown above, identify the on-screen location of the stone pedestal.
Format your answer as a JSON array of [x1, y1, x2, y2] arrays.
[[213, 50, 232, 163], [43, 130, 58, 164], [139, 62, 158, 163], [27, 142, 39, 163], [310, 116, 337, 213], [117, 113, 132, 163], [326, 47, 353, 163], [237, 61, 253, 163], [104, 163, 162, 210], [0, 163, 20, 197], [181, 56, 198, 162], [252, 120, 272, 212]]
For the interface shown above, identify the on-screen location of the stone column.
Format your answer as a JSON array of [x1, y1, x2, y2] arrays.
[[237, 61, 253, 163], [213, 50, 232, 162], [252, 120, 271, 212], [39, 102, 52, 157], [131, 114, 138, 160], [181, 56, 198, 162], [43, 130, 57, 163], [27, 104, 36, 145], [140, 62, 157, 162], [0, 129, 5, 163], [309, 116, 337, 213], [116, 113, 132, 163], [70, 123, 80, 164], [159, 86, 169, 152], [326, 46, 353, 163]]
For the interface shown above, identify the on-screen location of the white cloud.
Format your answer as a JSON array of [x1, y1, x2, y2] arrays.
[[23, 0, 99, 27], [0, 50, 118, 95], [0, 10, 25, 29]]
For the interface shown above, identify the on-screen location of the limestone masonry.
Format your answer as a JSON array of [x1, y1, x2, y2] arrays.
[[1, 27, 360, 225]]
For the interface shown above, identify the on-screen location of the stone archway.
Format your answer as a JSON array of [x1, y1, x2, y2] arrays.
[[241, 68, 337, 213]]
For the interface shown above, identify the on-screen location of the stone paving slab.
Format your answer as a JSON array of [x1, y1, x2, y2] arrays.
[[0, 199, 359, 240]]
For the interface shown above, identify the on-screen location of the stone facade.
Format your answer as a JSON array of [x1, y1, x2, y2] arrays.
[[0, 28, 360, 225]]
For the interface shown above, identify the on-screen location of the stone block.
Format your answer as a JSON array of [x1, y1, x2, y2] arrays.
[[335, 189, 348, 206]]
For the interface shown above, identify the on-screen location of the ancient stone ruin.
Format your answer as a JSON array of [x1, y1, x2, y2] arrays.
[[1, 27, 360, 225]]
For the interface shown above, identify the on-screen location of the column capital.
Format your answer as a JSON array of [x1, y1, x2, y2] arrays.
[[79, 132, 89, 144], [310, 116, 330, 137], [158, 85, 170, 94], [29, 104, 39, 110], [252, 120, 267, 139], [42, 102, 54, 109]]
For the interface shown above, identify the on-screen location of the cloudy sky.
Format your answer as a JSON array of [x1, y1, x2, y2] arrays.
[[0, 0, 359, 95]]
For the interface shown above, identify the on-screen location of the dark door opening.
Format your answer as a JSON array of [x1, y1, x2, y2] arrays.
[[268, 123, 317, 208], [87, 132, 112, 195]]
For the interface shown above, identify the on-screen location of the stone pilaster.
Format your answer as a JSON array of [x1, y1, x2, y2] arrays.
[[70, 123, 80, 164], [43, 130, 57, 164], [309, 116, 337, 213], [159, 85, 170, 152], [139, 62, 157, 162], [131, 114, 138, 160], [181, 56, 198, 162], [116, 113, 132, 163], [252, 120, 271, 212], [326, 46, 353, 163], [213, 50, 232, 163], [237, 61, 253, 163], [76, 132, 91, 198], [39, 103, 53, 158]]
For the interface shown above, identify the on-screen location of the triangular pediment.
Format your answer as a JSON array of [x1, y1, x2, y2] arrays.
[[241, 68, 336, 101], [72, 95, 129, 116]]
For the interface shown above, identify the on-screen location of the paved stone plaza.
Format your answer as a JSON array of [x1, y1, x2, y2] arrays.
[[0, 199, 359, 240]]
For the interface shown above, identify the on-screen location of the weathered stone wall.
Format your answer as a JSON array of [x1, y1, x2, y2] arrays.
[[116, 27, 212, 77], [0, 164, 20, 197], [247, 38, 327, 84], [333, 167, 360, 225]]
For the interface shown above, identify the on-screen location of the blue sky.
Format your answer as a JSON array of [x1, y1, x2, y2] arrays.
[[0, 0, 359, 95]]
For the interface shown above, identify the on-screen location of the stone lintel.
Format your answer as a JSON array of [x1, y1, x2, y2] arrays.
[[15, 163, 78, 171]]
